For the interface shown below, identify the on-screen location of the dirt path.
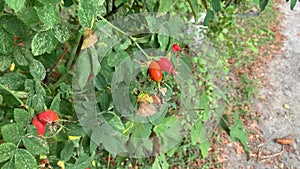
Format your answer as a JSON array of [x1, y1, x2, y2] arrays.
[[225, 1, 300, 169]]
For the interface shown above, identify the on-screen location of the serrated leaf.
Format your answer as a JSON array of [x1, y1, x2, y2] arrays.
[[60, 141, 74, 161], [17, 6, 40, 26], [14, 48, 33, 66], [0, 143, 16, 163], [14, 108, 29, 127], [35, 5, 59, 27], [0, 30, 14, 54], [78, 0, 103, 28], [29, 60, 46, 80], [0, 15, 29, 37], [229, 113, 250, 152], [96, 91, 111, 111], [1, 160, 15, 169], [31, 31, 58, 56], [0, 55, 12, 72], [158, 27, 169, 50], [158, 0, 174, 13], [51, 23, 70, 43], [212, 0, 221, 12], [50, 93, 61, 113], [107, 51, 129, 67], [1, 123, 24, 144], [26, 93, 45, 112], [14, 149, 38, 169], [75, 50, 91, 89], [23, 135, 49, 155], [74, 153, 93, 169], [5, 0, 26, 11], [0, 73, 26, 90]]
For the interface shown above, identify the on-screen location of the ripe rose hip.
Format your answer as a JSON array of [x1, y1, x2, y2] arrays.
[[32, 116, 46, 136], [158, 57, 175, 74], [148, 60, 163, 82], [172, 43, 181, 52], [38, 110, 59, 124]]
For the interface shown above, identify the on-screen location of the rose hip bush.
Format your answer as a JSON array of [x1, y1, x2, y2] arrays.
[[0, 0, 275, 168]]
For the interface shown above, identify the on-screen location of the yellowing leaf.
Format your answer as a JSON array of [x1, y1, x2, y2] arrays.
[[81, 28, 98, 50], [10, 63, 15, 71], [137, 93, 153, 103], [68, 136, 81, 140], [57, 160, 65, 169]]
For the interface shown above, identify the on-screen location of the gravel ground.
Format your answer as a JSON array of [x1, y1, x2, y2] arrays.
[[225, 1, 300, 169]]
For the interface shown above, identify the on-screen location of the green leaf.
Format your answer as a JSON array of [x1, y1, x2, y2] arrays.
[[0, 30, 14, 54], [1, 160, 15, 169], [0, 73, 27, 90], [38, 0, 60, 4], [26, 93, 45, 112], [14, 48, 33, 66], [31, 31, 58, 56], [50, 93, 61, 113], [212, 0, 221, 12], [23, 135, 49, 155], [152, 154, 169, 169], [14, 108, 29, 127], [35, 5, 59, 27], [0, 143, 16, 163], [157, 27, 169, 50], [30, 60, 46, 80], [259, 0, 269, 11], [290, 0, 297, 10], [96, 91, 111, 111], [17, 6, 40, 26], [154, 116, 178, 135], [0, 0, 4, 12], [107, 51, 129, 67], [1, 123, 24, 144], [75, 50, 91, 89], [14, 149, 38, 169], [51, 23, 70, 43], [199, 141, 209, 158], [78, 0, 104, 28], [158, 0, 174, 13], [0, 55, 12, 72], [5, 0, 26, 11], [74, 153, 93, 169], [203, 10, 215, 26], [187, 0, 200, 21], [190, 120, 207, 145], [229, 113, 250, 152], [60, 141, 74, 161], [0, 15, 29, 37]]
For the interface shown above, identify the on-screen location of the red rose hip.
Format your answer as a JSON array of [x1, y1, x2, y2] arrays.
[[172, 43, 181, 52], [32, 116, 46, 136], [38, 110, 59, 124], [149, 60, 163, 82]]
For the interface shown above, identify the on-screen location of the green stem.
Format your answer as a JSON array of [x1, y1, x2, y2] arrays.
[[0, 84, 26, 107], [97, 15, 151, 60]]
